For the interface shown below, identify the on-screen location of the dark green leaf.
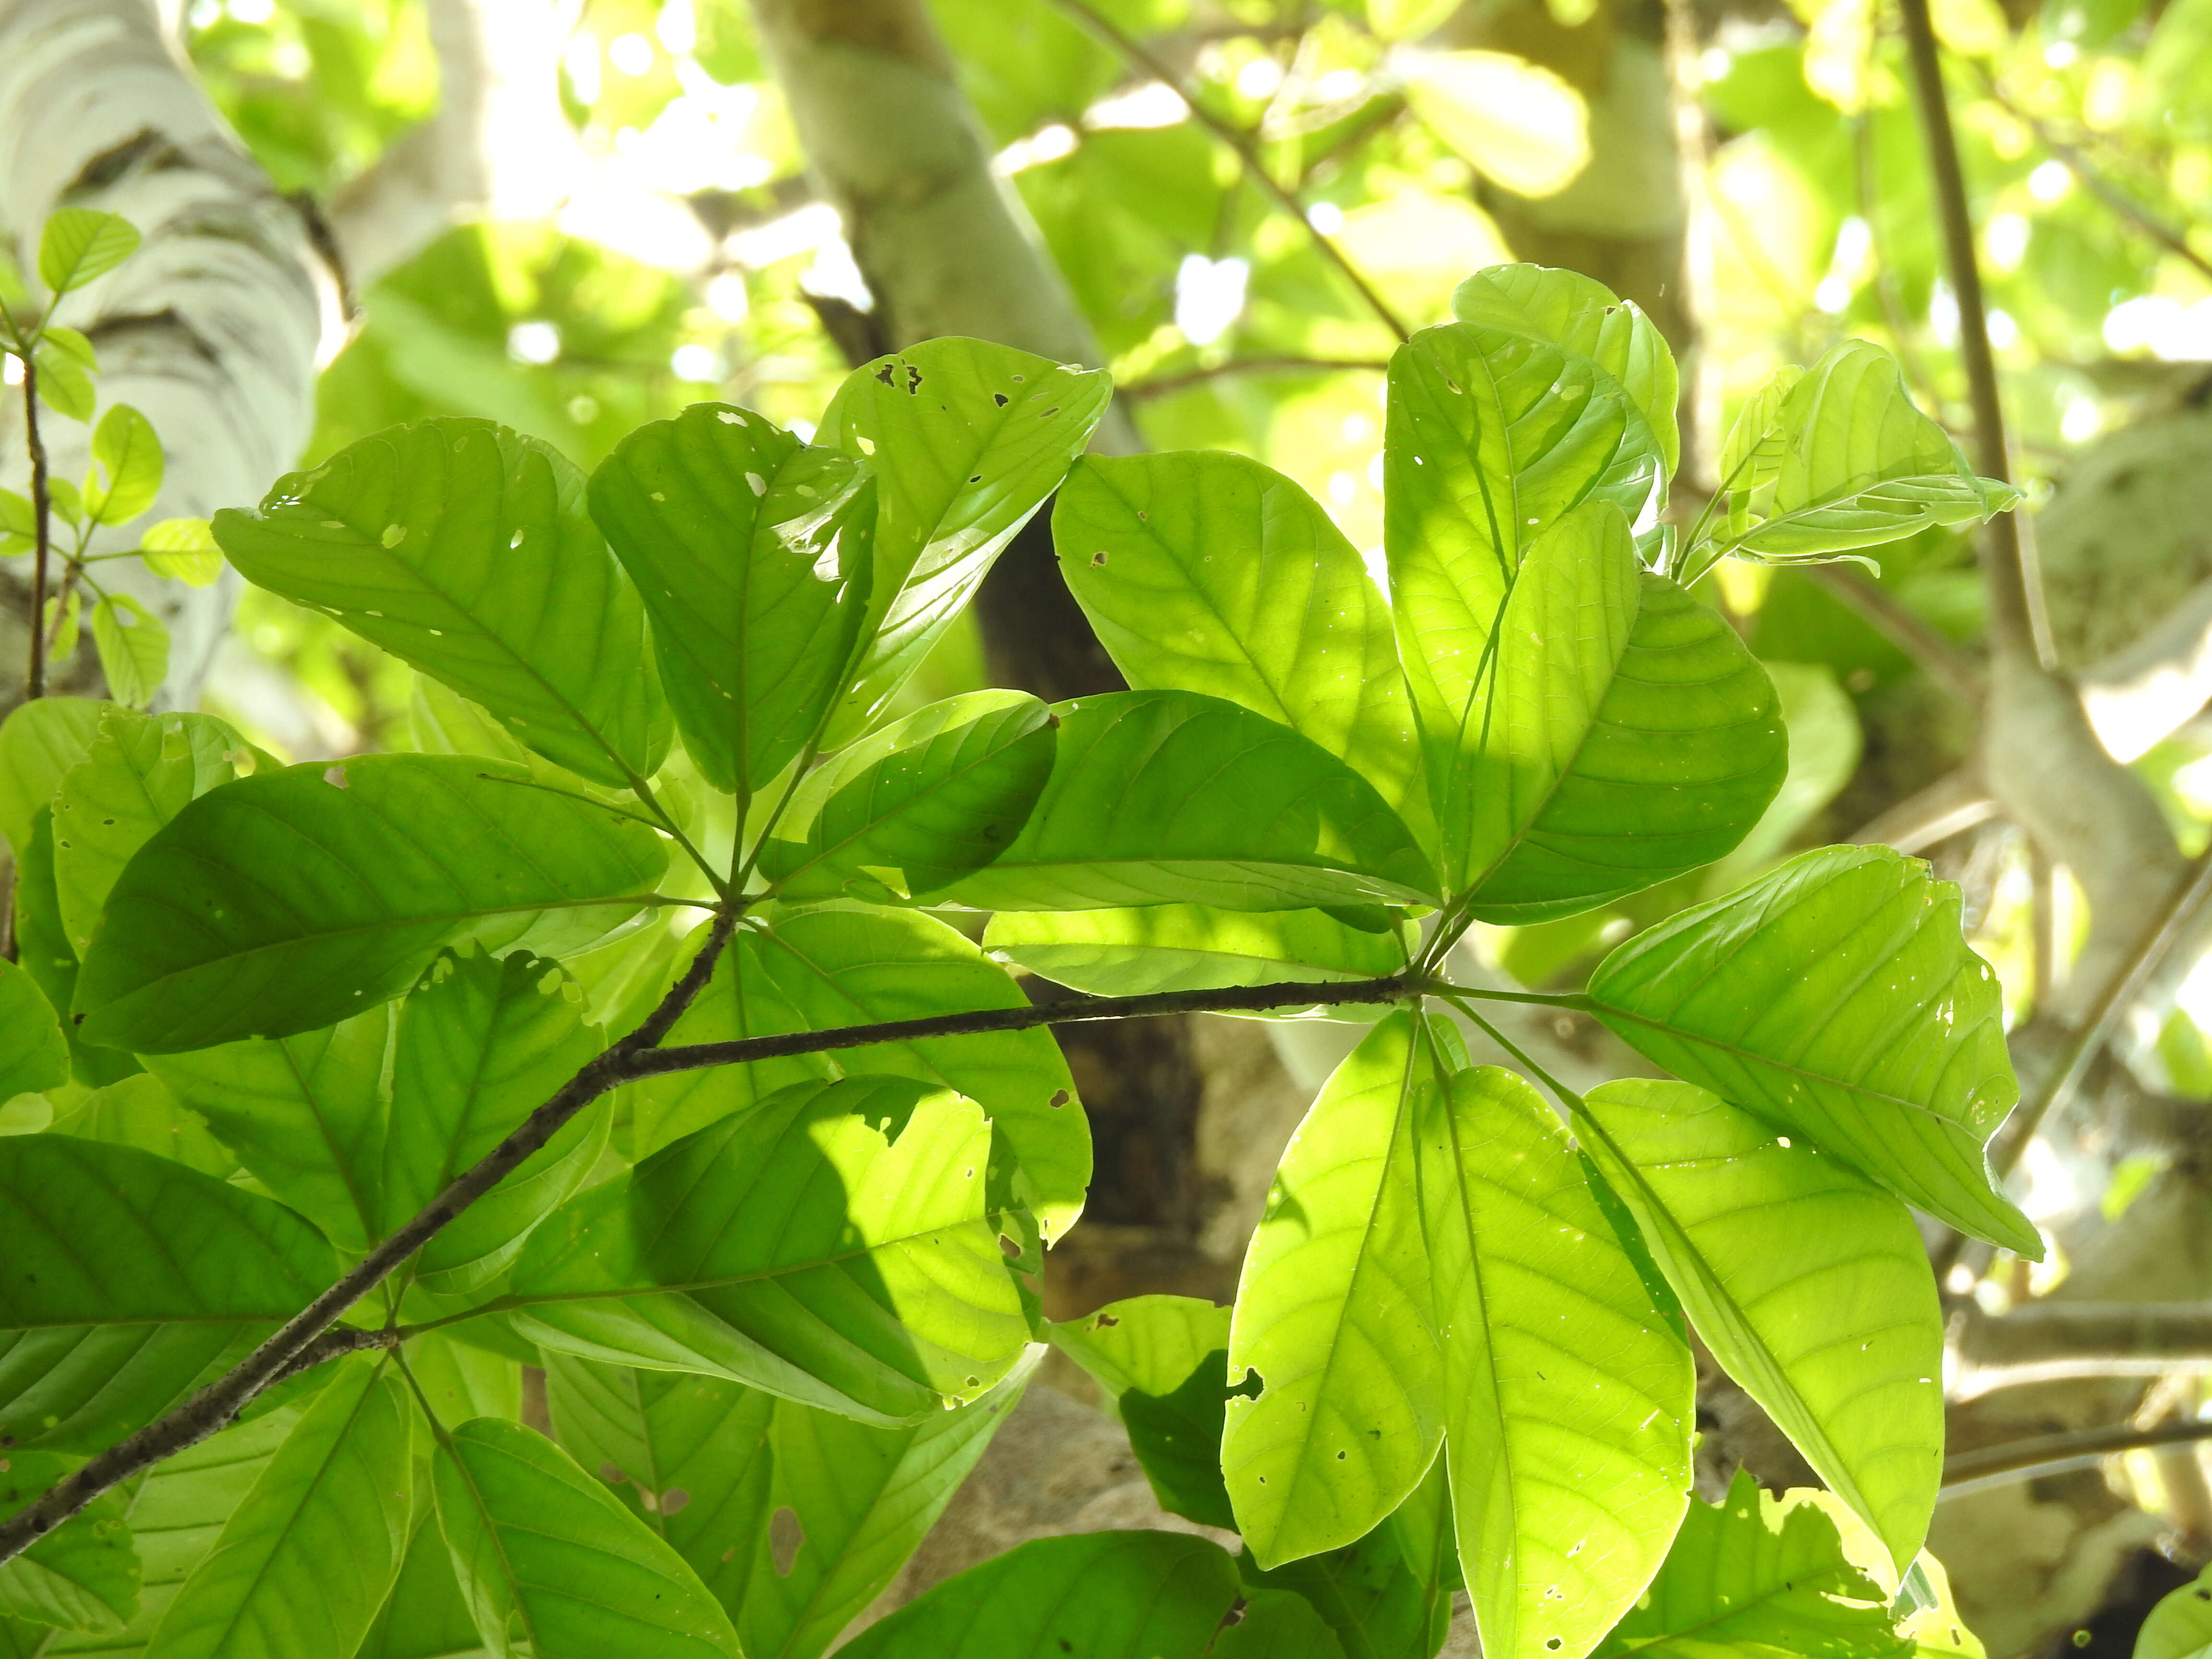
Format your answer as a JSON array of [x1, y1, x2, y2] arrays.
[[834, 1531, 1243, 1659], [432, 1418, 741, 1659], [1239, 1467, 1458, 1659], [49, 1072, 237, 1180], [0, 1452, 138, 1634], [75, 754, 670, 1052], [381, 949, 609, 1293], [0, 957, 66, 1103], [944, 691, 1438, 914], [589, 403, 874, 794], [1225, 1012, 1445, 1567], [12, 808, 135, 1090], [1055, 451, 1428, 843], [633, 907, 1088, 1242], [512, 1075, 1032, 1425], [1585, 844, 2039, 1255], [818, 339, 1111, 739], [213, 419, 669, 789], [1213, 1591, 1349, 1659], [1415, 1065, 1692, 1659], [142, 1361, 412, 1659], [1577, 1079, 1944, 1573], [0, 1136, 334, 1451], [758, 691, 1056, 903]]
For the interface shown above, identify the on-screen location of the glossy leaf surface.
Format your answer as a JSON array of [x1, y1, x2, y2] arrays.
[[143, 1361, 411, 1659], [758, 691, 1056, 904], [432, 1418, 741, 1659], [1415, 1066, 1691, 1659], [1577, 1079, 1943, 1573], [1225, 1012, 1443, 1566], [818, 339, 1110, 738], [213, 419, 668, 788], [946, 691, 1437, 914], [75, 755, 669, 1052], [1056, 450, 1427, 838], [589, 403, 873, 793], [0, 1136, 333, 1451], [513, 1075, 1031, 1424], [1585, 845, 2038, 1255]]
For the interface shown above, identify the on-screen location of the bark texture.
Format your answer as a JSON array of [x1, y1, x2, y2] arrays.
[[0, 0, 337, 712]]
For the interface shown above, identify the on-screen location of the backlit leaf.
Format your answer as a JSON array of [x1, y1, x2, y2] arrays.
[[39, 210, 140, 299], [139, 519, 223, 587], [0, 696, 112, 857], [89, 597, 168, 710], [84, 405, 162, 527], [0, 958, 67, 1104], [986, 903, 1406, 1004], [0, 1453, 137, 1634]]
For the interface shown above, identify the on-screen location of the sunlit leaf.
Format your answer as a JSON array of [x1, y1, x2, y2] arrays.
[[0, 957, 67, 1104], [140, 518, 223, 587], [38, 210, 140, 299], [1399, 52, 1590, 197], [0, 1452, 137, 1634], [89, 595, 168, 709], [1049, 1297, 1240, 1530], [49, 1072, 238, 1181], [0, 696, 110, 858], [84, 404, 162, 526]]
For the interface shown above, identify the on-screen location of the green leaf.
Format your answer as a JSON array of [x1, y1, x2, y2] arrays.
[[544, 1353, 775, 1602], [0, 487, 36, 553], [1225, 1011, 1445, 1567], [1584, 844, 2040, 1256], [382, 949, 610, 1293], [588, 402, 874, 794], [738, 1360, 1035, 1659], [988, 905, 1408, 1004], [633, 907, 1088, 1243], [146, 1015, 389, 1254], [84, 405, 162, 526], [1449, 264, 1681, 479], [1702, 661, 1862, 894], [0, 957, 67, 1103], [1214, 1591, 1350, 1659], [88, 596, 168, 710], [1048, 1296, 1240, 1530], [143, 1360, 412, 1659], [818, 339, 1111, 739], [39, 1407, 299, 1656], [944, 691, 1437, 913], [512, 1075, 1032, 1425], [0, 1452, 138, 1633], [52, 708, 243, 956], [1453, 504, 1786, 918], [2136, 1562, 2212, 1659], [49, 1072, 237, 1180], [139, 519, 222, 587], [1576, 1078, 1944, 1575], [12, 807, 137, 1090], [0, 696, 111, 857], [43, 589, 81, 666], [75, 753, 671, 1053], [32, 342, 93, 422], [360, 1513, 491, 1659], [1054, 451, 1428, 844], [1239, 1465, 1459, 1659], [1706, 343, 2021, 566], [834, 1531, 1244, 1659], [1414, 1065, 1692, 1659], [431, 1418, 742, 1659], [1384, 313, 1668, 868], [38, 210, 140, 299], [0, 1136, 334, 1450], [1592, 1471, 1909, 1659], [757, 691, 1056, 904], [212, 419, 669, 790]]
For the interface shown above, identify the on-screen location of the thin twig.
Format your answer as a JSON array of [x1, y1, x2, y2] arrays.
[[1895, 0, 2053, 671], [1976, 68, 2212, 289], [0, 962, 1435, 1563], [23, 358, 50, 701], [1799, 563, 1986, 705], [1120, 356, 1394, 402], [1037, 0, 1412, 342], [1940, 1419, 2212, 1498]]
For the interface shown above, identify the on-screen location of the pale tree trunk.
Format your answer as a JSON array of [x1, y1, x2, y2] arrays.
[[0, 0, 338, 714]]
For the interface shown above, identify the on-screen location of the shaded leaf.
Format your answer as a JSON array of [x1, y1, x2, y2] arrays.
[[0, 1453, 138, 1634], [1049, 1297, 1240, 1530], [75, 754, 670, 1053], [1584, 844, 2039, 1255], [513, 1075, 1032, 1425], [213, 419, 669, 789], [0, 1136, 333, 1451], [49, 1072, 237, 1181], [1225, 1011, 1445, 1567], [1577, 1078, 1944, 1574], [758, 691, 1056, 904], [432, 1418, 741, 1659], [0, 697, 111, 858], [360, 1514, 490, 1659], [946, 691, 1437, 914], [0, 957, 67, 1103], [589, 403, 873, 794], [1415, 1066, 1692, 1659], [142, 1361, 412, 1659]]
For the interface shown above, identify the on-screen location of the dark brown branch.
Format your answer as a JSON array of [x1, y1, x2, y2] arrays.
[[1896, 0, 2052, 671], [1941, 1419, 2212, 1498], [1800, 563, 1986, 705], [1036, 0, 1412, 342], [0, 961, 1419, 1564], [1121, 356, 1394, 403]]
